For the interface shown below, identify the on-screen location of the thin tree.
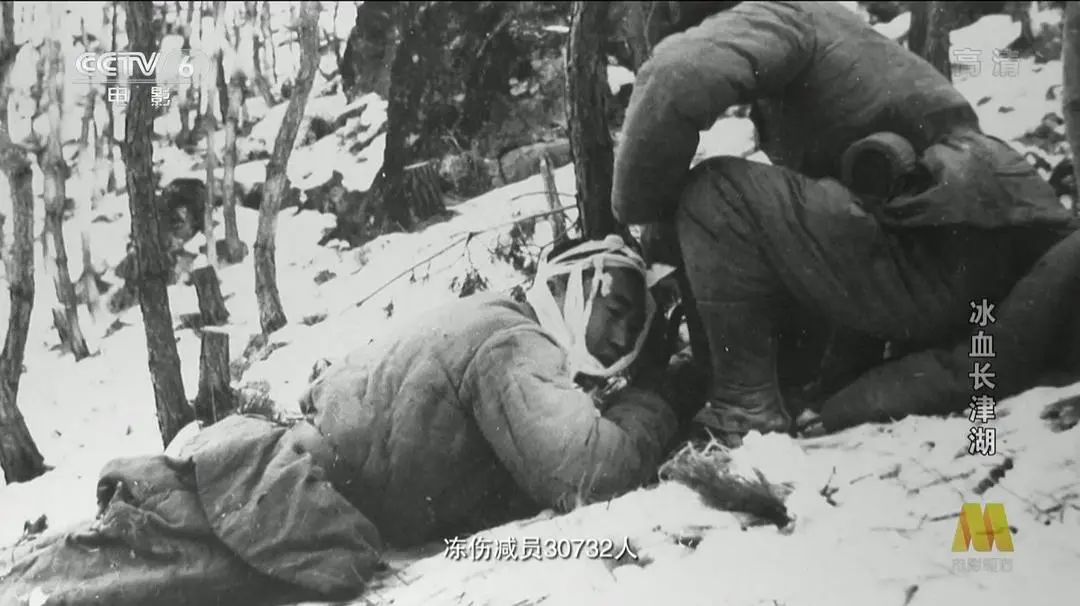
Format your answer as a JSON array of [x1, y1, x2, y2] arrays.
[[77, 18, 102, 319], [193, 1, 205, 132], [29, 48, 48, 265], [910, 1, 953, 82], [254, 0, 319, 335], [327, 1, 342, 64], [177, 0, 196, 146], [220, 1, 246, 263], [103, 1, 118, 191], [123, 0, 195, 446], [457, 2, 516, 143], [0, 0, 46, 484], [566, 1, 621, 238], [244, 1, 275, 105], [221, 75, 247, 262], [1064, 0, 1080, 215], [202, 1, 223, 269], [40, 16, 91, 359], [609, 1, 654, 71], [261, 0, 278, 88]]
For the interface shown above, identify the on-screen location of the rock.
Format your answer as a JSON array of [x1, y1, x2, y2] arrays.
[[241, 184, 264, 210], [239, 181, 302, 210], [318, 189, 374, 248], [299, 116, 335, 146], [496, 139, 572, 186], [439, 152, 496, 197], [299, 169, 346, 213]]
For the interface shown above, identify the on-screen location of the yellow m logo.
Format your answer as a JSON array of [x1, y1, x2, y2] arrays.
[[952, 503, 1015, 552]]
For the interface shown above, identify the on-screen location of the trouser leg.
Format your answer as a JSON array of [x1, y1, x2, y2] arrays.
[[819, 223, 1080, 431], [673, 156, 1029, 439]]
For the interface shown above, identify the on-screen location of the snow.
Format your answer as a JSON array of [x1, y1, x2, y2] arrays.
[[608, 65, 635, 94], [951, 15, 1022, 52], [355, 381, 1080, 606], [875, 12, 912, 42], [1, 6, 1079, 606]]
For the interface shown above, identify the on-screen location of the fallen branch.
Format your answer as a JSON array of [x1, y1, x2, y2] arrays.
[[510, 191, 576, 202], [348, 205, 578, 310], [349, 205, 578, 313], [658, 439, 792, 529], [540, 154, 566, 241]]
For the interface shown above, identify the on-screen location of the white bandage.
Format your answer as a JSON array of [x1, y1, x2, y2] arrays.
[[526, 235, 660, 378]]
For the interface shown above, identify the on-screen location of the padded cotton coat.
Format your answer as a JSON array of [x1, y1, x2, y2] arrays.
[[0, 295, 677, 605], [614, 1, 1073, 230], [300, 293, 678, 546]]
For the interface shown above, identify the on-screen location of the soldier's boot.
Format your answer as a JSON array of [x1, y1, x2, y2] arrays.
[[691, 299, 792, 447]]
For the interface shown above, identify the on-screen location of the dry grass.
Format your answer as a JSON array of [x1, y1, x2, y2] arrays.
[[659, 438, 793, 528]]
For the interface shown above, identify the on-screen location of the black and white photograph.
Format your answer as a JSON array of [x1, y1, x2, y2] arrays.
[[0, 1, 1078, 604]]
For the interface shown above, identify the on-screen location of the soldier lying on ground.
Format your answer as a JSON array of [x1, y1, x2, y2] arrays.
[[0, 235, 695, 606], [613, 1, 1080, 445]]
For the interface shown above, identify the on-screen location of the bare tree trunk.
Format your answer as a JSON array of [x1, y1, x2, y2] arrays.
[[0, 0, 46, 484], [222, 72, 247, 261], [610, 1, 655, 71], [288, 3, 298, 68], [30, 49, 49, 266], [41, 23, 91, 360], [913, 1, 953, 82], [123, 0, 195, 447], [457, 2, 515, 143], [177, 0, 195, 147], [245, 1, 275, 105], [254, 0, 319, 335], [567, 1, 621, 238], [364, 2, 450, 231], [327, 1, 342, 63], [204, 136, 219, 268], [192, 266, 229, 325], [540, 153, 567, 241], [194, 328, 233, 424], [261, 0, 278, 88], [909, 2, 925, 54], [78, 23, 102, 319], [202, 1, 223, 270], [104, 1, 117, 191], [214, 2, 229, 122], [78, 41, 96, 146], [232, 8, 241, 54], [1066, 1, 1080, 215], [80, 131, 104, 320], [193, 0, 205, 131], [339, 0, 397, 99], [926, 2, 953, 82]]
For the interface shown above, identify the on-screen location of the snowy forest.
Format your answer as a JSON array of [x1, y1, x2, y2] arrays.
[[0, 1, 1079, 605]]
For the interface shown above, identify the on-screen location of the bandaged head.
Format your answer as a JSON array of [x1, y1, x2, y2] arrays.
[[526, 234, 671, 378]]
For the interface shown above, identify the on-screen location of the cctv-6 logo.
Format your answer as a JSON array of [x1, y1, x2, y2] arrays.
[[74, 50, 211, 84]]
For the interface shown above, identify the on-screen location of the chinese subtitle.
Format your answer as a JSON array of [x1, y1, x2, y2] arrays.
[[442, 535, 639, 562]]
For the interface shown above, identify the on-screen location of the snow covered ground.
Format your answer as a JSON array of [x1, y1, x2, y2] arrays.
[[0, 6, 1078, 606]]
